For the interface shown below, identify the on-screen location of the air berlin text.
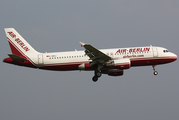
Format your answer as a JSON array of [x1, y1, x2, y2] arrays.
[[8, 32, 30, 52], [116, 47, 150, 53]]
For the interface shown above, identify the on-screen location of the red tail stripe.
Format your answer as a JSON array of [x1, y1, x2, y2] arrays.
[[7, 37, 24, 56], [7, 37, 37, 66]]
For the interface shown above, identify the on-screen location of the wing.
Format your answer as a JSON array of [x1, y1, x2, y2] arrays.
[[80, 42, 111, 65]]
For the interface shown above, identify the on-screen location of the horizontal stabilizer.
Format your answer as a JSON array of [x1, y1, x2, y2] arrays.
[[8, 54, 27, 62]]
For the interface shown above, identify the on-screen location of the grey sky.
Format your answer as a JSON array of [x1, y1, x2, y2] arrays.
[[0, 0, 179, 120]]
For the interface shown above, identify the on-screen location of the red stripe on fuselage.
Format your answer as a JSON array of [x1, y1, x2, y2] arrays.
[[131, 56, 177, 66], [42, 56, 177, 70], [3, 57, 36, 68]]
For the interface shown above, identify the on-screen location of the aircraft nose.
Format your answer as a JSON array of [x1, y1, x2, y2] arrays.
[[172, 53, 177, 61]]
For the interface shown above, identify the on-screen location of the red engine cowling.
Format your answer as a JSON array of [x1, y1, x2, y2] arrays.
[[107, 69, 124, 76], [106, 58, 130, 69], [78, 63, 92, 70]]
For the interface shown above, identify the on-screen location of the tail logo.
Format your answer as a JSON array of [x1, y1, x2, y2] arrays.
[[7, 32, 30, 52]]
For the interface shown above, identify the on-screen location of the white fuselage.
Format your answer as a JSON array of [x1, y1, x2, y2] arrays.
[[26, 46, 176, 71]]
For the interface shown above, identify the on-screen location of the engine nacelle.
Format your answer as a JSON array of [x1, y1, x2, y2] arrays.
[[108, 69, 124, 76], [106, 58, 131, 69], [78, 63, 92, 70]]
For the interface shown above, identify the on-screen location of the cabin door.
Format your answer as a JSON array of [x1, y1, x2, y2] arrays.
[[152, 47, 158, 57], [38, 54, 44, 66]]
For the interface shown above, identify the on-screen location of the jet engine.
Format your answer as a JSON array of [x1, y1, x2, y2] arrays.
[[106, 58, 131, 69], [108, 70, 124, 76]]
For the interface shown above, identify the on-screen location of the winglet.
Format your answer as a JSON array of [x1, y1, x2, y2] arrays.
[[80, 42, 85, 47]]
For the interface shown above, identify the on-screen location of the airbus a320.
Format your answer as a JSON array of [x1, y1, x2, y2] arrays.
[[3, 28, 177, 82]]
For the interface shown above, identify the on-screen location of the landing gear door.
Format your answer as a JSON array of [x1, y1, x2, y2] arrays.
[[152, 47, 158, 57], [38, 54, 44, 67]]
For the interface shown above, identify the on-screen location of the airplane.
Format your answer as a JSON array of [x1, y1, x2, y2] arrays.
[[3, 28, 177, 82]]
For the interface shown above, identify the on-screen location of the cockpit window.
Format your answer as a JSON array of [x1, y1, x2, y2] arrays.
[[163, 50, 169, 53]]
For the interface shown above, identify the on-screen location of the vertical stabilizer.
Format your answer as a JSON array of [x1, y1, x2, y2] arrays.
[[4, 28, 38, 57]]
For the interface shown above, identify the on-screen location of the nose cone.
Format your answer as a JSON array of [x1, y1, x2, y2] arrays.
[[171, 53, 177, 61]]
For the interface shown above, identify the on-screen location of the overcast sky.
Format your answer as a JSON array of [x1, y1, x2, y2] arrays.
[[0, 0, 179, 120]]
